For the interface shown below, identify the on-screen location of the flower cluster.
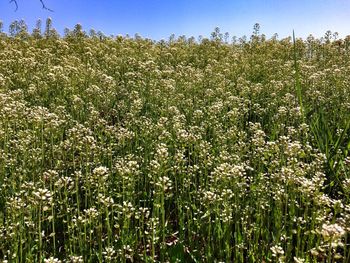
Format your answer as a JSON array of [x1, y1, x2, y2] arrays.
[[0, 21, 349, 262]]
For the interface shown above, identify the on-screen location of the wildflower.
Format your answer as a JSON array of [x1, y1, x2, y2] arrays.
[[293, 257, 305, 263], [44, 257, 61, 263], [270, 245, 284, 257], [321, 223, 345, 241]]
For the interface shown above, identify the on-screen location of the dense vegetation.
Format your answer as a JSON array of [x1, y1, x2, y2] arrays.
[[0, 20, 350, 262]]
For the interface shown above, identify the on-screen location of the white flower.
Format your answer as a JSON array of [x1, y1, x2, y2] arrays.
[[44, 257, 61, 263]]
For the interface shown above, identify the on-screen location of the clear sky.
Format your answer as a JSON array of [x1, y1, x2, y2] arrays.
[[0, 0, 350, 40]]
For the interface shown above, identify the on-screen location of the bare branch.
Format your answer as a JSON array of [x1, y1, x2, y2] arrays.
[[9, 0, 53, 12], [39, 0, 53, 12], [9, 0, 18, 11]]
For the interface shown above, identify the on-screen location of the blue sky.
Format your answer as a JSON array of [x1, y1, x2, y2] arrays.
[[0, 0, 350, 40]]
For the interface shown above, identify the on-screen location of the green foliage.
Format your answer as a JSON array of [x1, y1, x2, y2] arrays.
[[0, 22, 349, 262]]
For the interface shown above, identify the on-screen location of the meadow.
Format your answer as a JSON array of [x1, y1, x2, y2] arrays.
[[0, 20, 350, 262]]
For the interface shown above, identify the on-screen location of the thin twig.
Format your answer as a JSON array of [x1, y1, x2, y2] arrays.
[[9, 0, 53, 12], [39, 0, 53, 12], [9, 0, 18, 11]]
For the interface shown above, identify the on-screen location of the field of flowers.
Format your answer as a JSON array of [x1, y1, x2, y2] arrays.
[[0, 21, 350, 262]]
